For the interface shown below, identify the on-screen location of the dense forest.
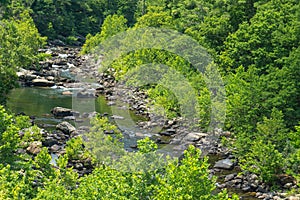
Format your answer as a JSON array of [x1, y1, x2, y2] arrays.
[[0, 0, 299, 199]]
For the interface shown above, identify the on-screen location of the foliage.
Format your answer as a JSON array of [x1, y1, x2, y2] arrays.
[[0, 9, 46, 103], [28, 0, 139, 41], [137, 136, 158, 153], [0, 107, 234, 199], [236, 109, 299, 184], [153, 145, 238, 200], [219, 0, 299, 73], [81, 14, 128, 54]]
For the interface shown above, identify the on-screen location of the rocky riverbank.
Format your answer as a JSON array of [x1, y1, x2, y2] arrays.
[[16, 46, 299, 200]]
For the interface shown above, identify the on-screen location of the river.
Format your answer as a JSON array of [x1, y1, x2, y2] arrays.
[[7, 87, 150, 150]]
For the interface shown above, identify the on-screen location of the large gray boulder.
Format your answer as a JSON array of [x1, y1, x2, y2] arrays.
[[183, 132, 207, 142], [56, 121, 76, 135]]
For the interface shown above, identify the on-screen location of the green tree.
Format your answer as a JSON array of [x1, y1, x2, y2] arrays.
[[219, 0, 299, 73], [153, 145, 238, 200], [235, 109, 297, 184], [0, 10, 46, 103], [81, 14, 128, 54]]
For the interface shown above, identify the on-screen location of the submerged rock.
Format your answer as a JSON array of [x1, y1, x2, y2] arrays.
[[51, 107, 73, 117]]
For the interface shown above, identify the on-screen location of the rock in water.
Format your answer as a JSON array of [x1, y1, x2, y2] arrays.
[[56, 121, 76, 135], [214, 158, 234, 170], [51, 107, 73, 117]]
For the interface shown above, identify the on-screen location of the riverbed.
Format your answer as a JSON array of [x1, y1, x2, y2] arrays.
[[7, 86, 259, 200]]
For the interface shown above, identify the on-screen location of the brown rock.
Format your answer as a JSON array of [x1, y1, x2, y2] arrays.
[[26, 141, 42, 155]]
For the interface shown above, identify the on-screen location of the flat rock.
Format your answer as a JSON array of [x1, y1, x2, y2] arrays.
[[62, 91, 72, 95], [111, 115, 124, 120], [51, 107, 73, 117], [214, 158, 234, 170], [50, 144, 61, 152], [32, 78, 55, 87], [224, 173, 236, 182], [184, 132, 207, 142]]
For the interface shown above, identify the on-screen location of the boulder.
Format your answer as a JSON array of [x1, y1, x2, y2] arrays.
[[166, 128, 176, 134], [46, 76, 55, 81], [104, 130, 115, 134], [62, 91, 73, 95], [51, 107, 72, 117], [214, 158, 234, 170], [32, 78, 55, 87], [183, 132, 207, 142], [287, 197, 300, 200], [56, 121, 76, 135], [46, 69, 59, 77], [107, 101, 116, 106], [63, 116, 76, 120], [26, 141, 42, 155], [50, 144, 61, 152], [224, 173, 236, 182], [159, 128, 176, 136], [43, 136, 58, 147], [96, 85, 105, 94]]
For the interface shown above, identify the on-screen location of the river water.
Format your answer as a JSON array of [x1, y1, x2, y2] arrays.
[[7, 87, 146, 127], [7, 87, 152, 151]]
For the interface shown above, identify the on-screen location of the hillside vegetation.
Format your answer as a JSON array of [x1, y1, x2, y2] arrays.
[[0, 0, 299, 198]]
